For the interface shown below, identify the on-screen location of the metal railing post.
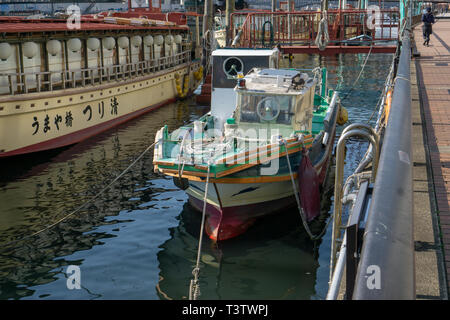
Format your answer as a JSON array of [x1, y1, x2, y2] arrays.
[[331, 128, 379, 282]]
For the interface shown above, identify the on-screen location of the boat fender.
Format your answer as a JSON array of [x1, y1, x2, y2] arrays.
[[337, 104, 348, 126], [297, 148, 321, 221], [384, 89, 393, 124], [173, 176, 189, 190]]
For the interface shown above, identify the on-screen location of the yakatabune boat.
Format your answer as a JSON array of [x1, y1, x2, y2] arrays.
[[153, 48, 346, 241], [0, 0, 203, 158]]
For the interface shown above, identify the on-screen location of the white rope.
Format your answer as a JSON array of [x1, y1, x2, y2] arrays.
[[315, 11, 330, 51], [233, 136, 271, 143], [189, 162, 211, 300], [2, 139, 160, 250], [340, 44, 374, 102]]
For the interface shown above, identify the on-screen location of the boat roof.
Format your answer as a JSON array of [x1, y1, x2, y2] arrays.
[[212, 48, 278, 57], [237, 68, 313, 95]]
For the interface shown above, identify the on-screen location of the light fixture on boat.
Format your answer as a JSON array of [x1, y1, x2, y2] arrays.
[[118, 36, 129, 49], [143, 35, 154, 46], [103, 37, 116, 50], [22, 42, 38, 59], [237, 78, 246, 88], [154, 35, 164, 46], [165, 35, 173, 45], [46, 40, 61, 56], [0, 43, 12, 61], [87, 38, 100, 51], [131, 36, 142, 47], [174, 35, 182, 44], [67, 38, 82, 52]]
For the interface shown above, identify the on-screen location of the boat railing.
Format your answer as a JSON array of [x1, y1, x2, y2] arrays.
[[0, 50, 191, 96]]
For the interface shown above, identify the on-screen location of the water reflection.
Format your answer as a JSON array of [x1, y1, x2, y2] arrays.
[[157, 172, 334, 300], [0, 99, 207, 299]]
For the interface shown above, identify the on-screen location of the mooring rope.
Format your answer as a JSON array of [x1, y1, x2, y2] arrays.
[[1, 139, 159, 251], [189, 162, 211, 300], [283, 140, 332, 241], [340, 44, 373, 102], [315, 11, 330, 51]]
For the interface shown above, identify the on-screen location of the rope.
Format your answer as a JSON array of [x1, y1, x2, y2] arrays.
[[189, 162, 211, 300], [261, 20, 274, 48], [283, 140, 331, 241], [340, 44, 373, 102], [1, 139, 159, 251], [315, 11, 330, 51]]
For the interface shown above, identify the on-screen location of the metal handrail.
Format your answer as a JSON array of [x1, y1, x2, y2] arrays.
[[330, 126, 379, 284], [352, 29, 414, 300]]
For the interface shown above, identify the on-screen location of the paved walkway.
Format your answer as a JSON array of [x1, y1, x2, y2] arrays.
[[414, 18, 450, 298]]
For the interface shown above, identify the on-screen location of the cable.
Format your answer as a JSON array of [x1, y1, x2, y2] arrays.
[[340, 44, 374, 102], [1, 139, 159, 251], [189, 162, 211, 300]]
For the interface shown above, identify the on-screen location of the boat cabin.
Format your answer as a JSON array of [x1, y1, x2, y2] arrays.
[[210, 48, 280, 130], [233, 68, 316, 136]]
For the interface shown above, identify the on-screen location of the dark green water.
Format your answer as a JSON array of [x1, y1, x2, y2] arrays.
[[0, 53, 393, 300]]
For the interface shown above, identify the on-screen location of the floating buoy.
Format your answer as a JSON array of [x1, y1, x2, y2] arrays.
[[194, 66, 203, 81], [384, 89, 393, 124], [175, 74, 189, 99], [337, 104, 348, 126]]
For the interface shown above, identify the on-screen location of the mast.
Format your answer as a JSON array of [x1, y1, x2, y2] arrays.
[[226, 0, 235, 44], [202, 0, 213, 76]]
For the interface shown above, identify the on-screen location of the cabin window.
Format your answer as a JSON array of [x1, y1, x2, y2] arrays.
[[239, 93, 295, 125]]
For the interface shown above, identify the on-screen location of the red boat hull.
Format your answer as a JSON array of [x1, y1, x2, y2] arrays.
[[187, 150, 332, 241], [188, 194, 297, 241]]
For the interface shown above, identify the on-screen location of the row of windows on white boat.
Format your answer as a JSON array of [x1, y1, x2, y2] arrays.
[[0, 34, 186, 95]]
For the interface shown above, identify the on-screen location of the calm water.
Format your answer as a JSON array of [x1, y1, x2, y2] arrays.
[[0, 53, 393, 300]]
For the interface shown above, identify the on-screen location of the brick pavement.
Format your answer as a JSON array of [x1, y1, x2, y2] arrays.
[[414, 18, 450, 295]]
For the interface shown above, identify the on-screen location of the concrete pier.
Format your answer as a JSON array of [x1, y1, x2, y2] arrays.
[[412, 17, 450, 299]]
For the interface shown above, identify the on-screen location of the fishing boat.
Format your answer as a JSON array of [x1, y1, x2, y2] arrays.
[[0, 0, 203, 158], [153, 48, 346, 241]]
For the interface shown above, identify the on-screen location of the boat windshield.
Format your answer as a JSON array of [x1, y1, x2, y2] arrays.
[[238, 93, 295, 125]]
